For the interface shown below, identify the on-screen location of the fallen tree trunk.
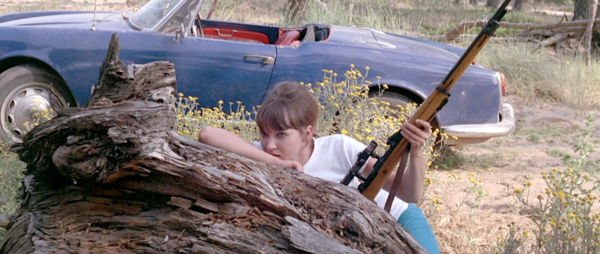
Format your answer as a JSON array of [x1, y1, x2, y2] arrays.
[[0, 34, 425, 254], [443, 17, 600, 44]]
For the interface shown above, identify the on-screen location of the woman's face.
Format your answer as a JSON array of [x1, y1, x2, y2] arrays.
[[260, 127, 309, 162]]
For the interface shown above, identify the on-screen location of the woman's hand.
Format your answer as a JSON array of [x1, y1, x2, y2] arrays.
[[400, 119, 432, 149], [395, 119, 432, 203], [274, 159, 304, 172]]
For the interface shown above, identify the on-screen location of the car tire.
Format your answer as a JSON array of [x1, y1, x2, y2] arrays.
[[376, 91, 414, 114], [0, 64, 72, 144], [376, 91, 441, 142]]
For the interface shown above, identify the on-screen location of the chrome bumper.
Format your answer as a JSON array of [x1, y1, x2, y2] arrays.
[[441, 103, 515, 145]]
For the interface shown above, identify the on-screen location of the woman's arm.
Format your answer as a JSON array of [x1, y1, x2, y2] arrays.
[[361, 119, 431, 203], [396, 119, 430, 203], [198, 127, 303, 171]]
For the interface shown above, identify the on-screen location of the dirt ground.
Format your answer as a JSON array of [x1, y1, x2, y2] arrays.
[[465, 93, 599, 198], [427, 93, 600, 252], [2, 0, 599, 252]]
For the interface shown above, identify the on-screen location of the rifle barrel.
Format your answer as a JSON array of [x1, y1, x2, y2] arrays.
[[360, 0, 511, 200]]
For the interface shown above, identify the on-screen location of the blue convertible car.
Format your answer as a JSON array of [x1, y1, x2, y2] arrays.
[[0, 0, 514, 144]]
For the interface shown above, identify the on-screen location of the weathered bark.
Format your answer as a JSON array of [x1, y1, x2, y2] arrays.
[[0, 34, 425, 253]]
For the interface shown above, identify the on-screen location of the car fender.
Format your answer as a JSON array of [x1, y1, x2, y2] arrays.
[[0, 48, 56, 72], [370, 78, 428, 102], [362, 51, 502, 127], [0, 53, 79, 107]]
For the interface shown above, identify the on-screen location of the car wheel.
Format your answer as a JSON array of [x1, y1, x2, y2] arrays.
[[0, 64, 72, 144], [376, 91, 413, 114], [375, 91, 441, 140]]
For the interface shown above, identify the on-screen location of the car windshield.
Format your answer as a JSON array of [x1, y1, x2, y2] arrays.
[[130, 0, 180, 28], [130, 0, 203, 34]]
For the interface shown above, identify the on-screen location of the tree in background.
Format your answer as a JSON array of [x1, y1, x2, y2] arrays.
[[574, 0, 600, 20], [573, 0, 600, 51], [287, 0, 308, 26], [486, 0, 502, 8], [513, 0, 534, 12], [454, 0, 479, 6]]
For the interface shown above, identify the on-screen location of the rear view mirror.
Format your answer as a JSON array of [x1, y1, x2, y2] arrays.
[[174, 23, 185, 43]]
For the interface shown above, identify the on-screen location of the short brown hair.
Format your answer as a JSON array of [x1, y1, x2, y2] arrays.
[[256, 81, 319, 133]]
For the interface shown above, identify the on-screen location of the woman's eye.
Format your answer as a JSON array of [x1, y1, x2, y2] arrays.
[[277, 132, 287, 137]]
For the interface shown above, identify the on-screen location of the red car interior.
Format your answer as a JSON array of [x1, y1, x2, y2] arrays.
[[199, 24, 331, 47], [274, 30, 300, 46], [202, 28, 270, 44]]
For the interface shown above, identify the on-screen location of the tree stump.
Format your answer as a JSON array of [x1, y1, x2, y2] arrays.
[[0, 34, 425, 254]]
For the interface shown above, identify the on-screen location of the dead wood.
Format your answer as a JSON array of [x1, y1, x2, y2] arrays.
[[443, 18, 600, 49], [534, 33, 571, 51], [0, 33, 425, 254]]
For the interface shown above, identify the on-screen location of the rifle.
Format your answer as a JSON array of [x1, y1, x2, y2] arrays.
[[341, 0, 512, 211]]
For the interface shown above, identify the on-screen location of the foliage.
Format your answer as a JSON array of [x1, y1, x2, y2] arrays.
[[0, 103, 52, 240], [175, 65, 445, 163], [493, 114, 600, 253], [174, 95, 259, 141], [308, 66, 426, 151], [0, 142, 25, 240], [477, 42, 600, 109]]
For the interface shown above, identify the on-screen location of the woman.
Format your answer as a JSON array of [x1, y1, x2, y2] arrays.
[[198, 81, 440, 253]]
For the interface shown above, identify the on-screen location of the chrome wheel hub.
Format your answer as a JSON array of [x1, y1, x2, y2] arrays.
[[1, 83, 55, 142]]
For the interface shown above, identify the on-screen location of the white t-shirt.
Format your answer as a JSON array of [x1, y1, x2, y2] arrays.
[[254, 134, 408, 219]]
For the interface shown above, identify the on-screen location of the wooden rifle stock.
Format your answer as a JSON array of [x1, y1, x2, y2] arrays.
[[349, 0, 512, 201]]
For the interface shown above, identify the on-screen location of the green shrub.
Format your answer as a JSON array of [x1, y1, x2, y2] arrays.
[[0, 143, 26, 240], [494, 114, 600, 253]]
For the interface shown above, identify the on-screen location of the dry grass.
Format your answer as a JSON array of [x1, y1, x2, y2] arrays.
[[0, 0, 140, 15], [476, 42, 600, 110], [0, 144, 25, 239], [420, 167, 537, 253]]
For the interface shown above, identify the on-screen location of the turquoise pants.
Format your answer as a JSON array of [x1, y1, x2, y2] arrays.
[[397, 203, 440, 254]]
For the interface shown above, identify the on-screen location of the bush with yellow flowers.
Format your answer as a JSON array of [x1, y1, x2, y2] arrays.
[[174, 95, 258, 141], [174, 64, 446, 172], [307, 65, 447, 159], [308, 65, 409, 149], [494, 114, 600, 253]]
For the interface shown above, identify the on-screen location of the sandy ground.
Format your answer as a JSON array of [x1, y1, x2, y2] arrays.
[[1, 0, 598, 252], [427, 93, 600, 252]]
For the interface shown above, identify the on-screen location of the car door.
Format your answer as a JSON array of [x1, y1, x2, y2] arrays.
[[119, 32, 277, 109], [174, 36, 276, 108]]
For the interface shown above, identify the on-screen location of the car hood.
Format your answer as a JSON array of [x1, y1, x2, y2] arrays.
[[0, 11, 126, 28], [328, 25, 462, 62]]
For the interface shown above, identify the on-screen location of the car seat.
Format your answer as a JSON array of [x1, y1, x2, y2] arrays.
[[274, 30, 300, 46]]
